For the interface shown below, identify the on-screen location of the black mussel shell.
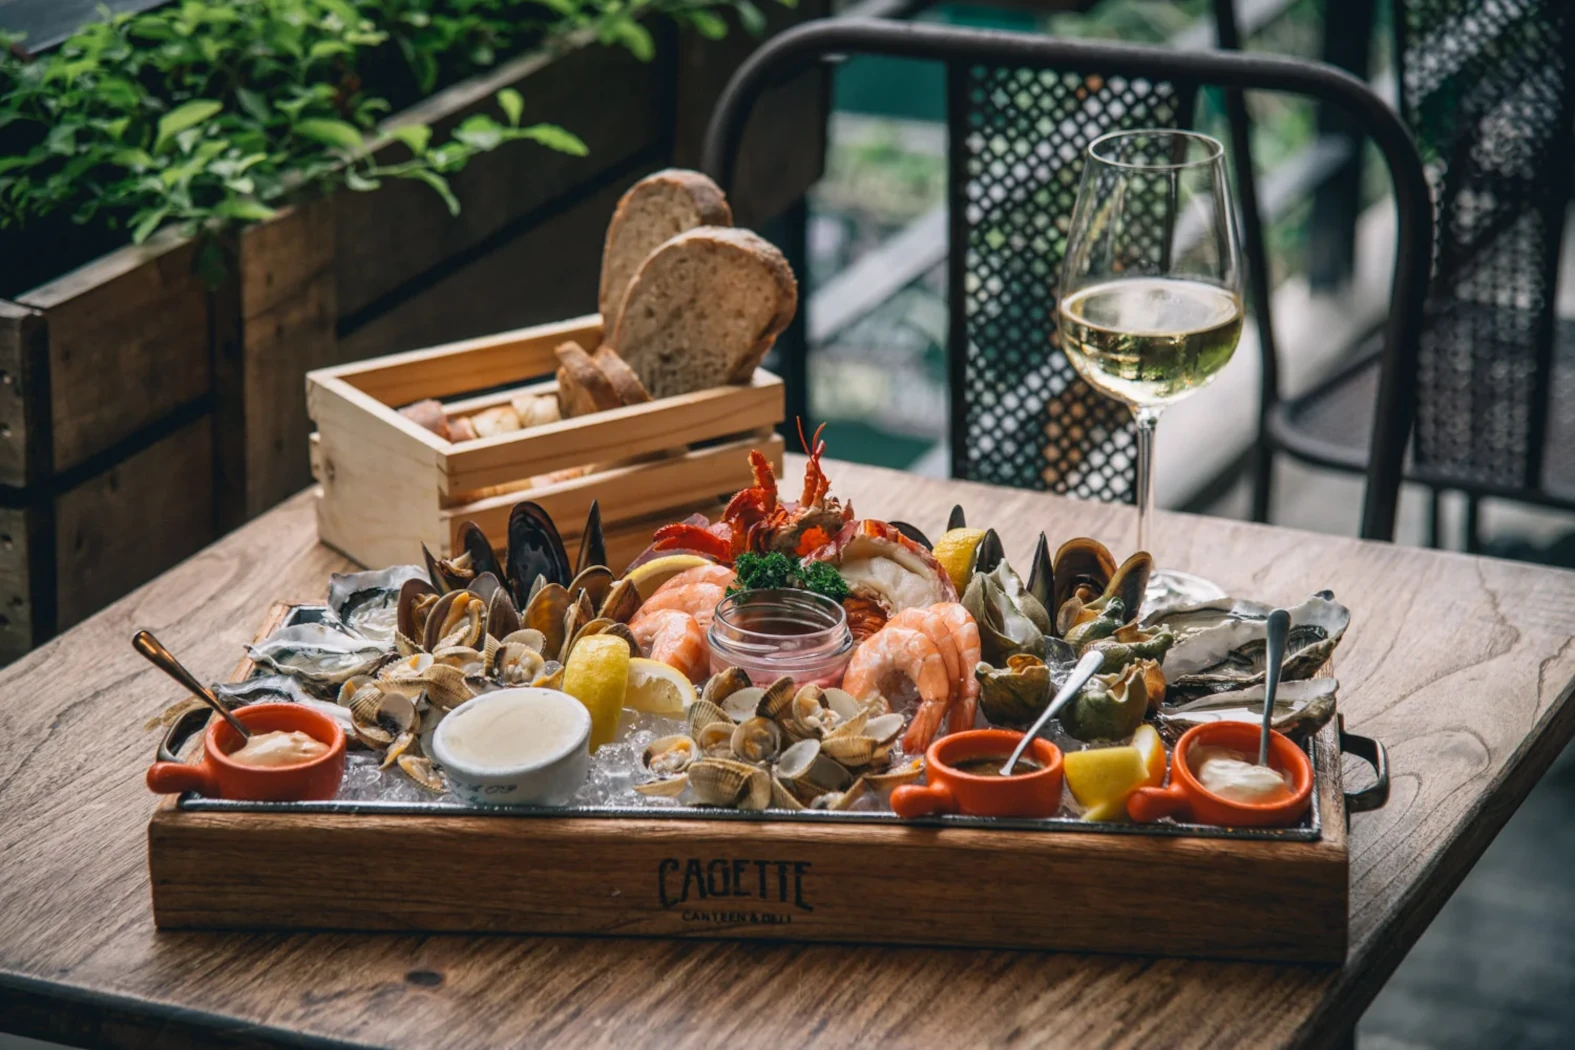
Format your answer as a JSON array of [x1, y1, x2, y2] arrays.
[[889, 521, 932, 550], [577, 500, 607, 576], [1027, 532, 1053, 617], [468, 570, 502, 604], [947, 504, 967, 531], [971, 528, 1005, 575], [507, 501, 572, 606], [459, 521, 504, 582], [422, 543, 449, 593]]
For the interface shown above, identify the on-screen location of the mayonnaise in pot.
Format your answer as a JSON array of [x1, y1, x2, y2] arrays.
[[1189, 744, 1292, 804], [441, 690, 587, 770], [228, 729, 329, 768]]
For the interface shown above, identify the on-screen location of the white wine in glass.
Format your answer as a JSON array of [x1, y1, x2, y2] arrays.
[[1058, 129, 1244, 565]]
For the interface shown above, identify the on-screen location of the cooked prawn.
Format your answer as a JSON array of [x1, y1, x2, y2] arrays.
[[841, 625, 952, 753], [630, 563, 735, 632], [631, 608, 710, 683], [888, 607, 961, 702], [932, 602, 982, 733]]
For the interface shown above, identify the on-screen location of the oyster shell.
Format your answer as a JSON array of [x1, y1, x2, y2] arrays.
[[328, 565, 426, 644], [1160, 678, 1338, 740], [1159, 593, 1350, 696], [975, 653, 1052, 729], [247, 622, 387, 689]]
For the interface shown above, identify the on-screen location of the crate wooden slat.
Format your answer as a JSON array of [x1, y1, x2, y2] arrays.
[[147, 713, 1348, 961], [307, 316, 785, 570]]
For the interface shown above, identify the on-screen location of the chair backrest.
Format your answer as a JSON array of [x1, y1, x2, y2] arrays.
[[1396, 0, 1573, 496], [703, 19, 1432, 541]]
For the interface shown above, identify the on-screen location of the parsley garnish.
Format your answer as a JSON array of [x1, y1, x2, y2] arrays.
[[728, 551, 849, 602]]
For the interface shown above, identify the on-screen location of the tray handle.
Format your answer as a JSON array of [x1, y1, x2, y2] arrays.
[[158, 706, 213, 765], [1338, 715, 1390, 814]]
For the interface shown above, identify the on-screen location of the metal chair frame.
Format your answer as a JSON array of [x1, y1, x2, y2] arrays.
[[703, 18, 1431, 541]]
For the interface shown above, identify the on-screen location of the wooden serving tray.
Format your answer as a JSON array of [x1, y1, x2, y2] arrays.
[[146, 608, 1381, 963]]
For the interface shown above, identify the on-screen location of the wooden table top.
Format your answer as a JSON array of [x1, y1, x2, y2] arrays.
[[4, 456, 1574, 1050]]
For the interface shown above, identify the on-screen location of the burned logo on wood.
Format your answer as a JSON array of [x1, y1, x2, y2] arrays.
[[658, 859, 813, 923]]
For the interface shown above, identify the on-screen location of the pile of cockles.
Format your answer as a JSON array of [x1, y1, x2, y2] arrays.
[[154, 427, 1350, 828]]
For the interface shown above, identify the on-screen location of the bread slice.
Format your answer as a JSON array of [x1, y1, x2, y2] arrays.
[[599, 169, 732, 335], [555, 340, 622, 418], [610, 227, 798, 399], [592, 345, 651, 405]]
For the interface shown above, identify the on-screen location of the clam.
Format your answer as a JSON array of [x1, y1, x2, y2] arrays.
[[769, 776, 806, 810], [568, 565, 615, 616], [635, 775, 690, 798], [1061, 660, 1154, 742], [559, 591, 596, 662], [380, 730, 418, 770], [1160, 677, 1338, 740], [499, 628, 547, 652], [328, 565, 427, 644], [432, 645, 486, 676], [413, 663, 474, 710], [775, 738, 853, 800], [1160, 593, 1350, 697], [688, 758, 772, 809], [824, 759, 924, 811], [247, 622, 387, 690], [863, 712, 904, 746], [599, 577, 641, 624], [467, 569, 502, 605], [643, 734, 700, 777], [731, 717, 782, 764], [695, 720, 736, 758], [506, 501, 572, 605], [523, 582, 571, 660], [756, 677, 799, 721], [493, 641, 546, 685], [599, 622, 643, 659], [703, 666, 753, 706], [779, 686, 835, 741], [975, 653, 1052, 728], [349, 687, 418, 749], [398, 755, 446, 792], [819, 731, 880, 769], [423, 590, 487, 652], [962, 566, 1045, 665], [720, 686, 765, 723], [686, 699, 732, 737]]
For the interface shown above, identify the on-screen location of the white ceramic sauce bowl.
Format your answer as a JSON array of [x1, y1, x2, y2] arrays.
[[430, 688, 591, 807]]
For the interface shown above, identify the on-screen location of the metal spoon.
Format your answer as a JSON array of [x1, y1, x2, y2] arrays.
[[132, 630, 251, 740], [1258, 608, 1291, 766], [1000, 649, 1105, 777]]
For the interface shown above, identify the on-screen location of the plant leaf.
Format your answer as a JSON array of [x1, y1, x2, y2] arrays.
[[389, 124, 432, 156], [294, 118, 364, 153], [687, 11, 729, 40], [606, 19, 654, 62], [736, 1, 767, 36], [453, 114, 503, 151], [516, 124, 588, 156], [497, 88, 523, 128], [155, 99, 222, 152], [130, 207, 168, 244], [408, 169, 459, 215], [213, 197, 278, 222], [234, 86, 271, 124]]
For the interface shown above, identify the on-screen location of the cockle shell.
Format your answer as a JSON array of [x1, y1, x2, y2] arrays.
[[688, 758, 772, 810]]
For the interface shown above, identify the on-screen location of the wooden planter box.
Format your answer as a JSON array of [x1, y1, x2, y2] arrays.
[[308, 315, 785, 571], [0, 6, 826, 662]]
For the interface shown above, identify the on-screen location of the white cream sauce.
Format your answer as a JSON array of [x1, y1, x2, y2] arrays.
[[441, 692, 584, 770], [1189, 744, 1292, 804], [228, 729, 329, 768]]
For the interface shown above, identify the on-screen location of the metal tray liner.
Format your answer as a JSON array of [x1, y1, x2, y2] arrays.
[[167, 606, 1325, 842]]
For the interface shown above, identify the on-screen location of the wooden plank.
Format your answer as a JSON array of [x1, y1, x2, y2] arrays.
[[5, 461, 1575, 1049], [232, 197, 339, 520], [0, 299, 48, 488], [16, 230, 212, 474], [52, 414, 216, 630], [334, 30, 670, 321], [670, 0, 830, 225], [0, 501, 49, 663], [336, 167, 637, 364], [322, 316, 603, 407], [440, 431, 784, 552], [441, 371, 784, 495]]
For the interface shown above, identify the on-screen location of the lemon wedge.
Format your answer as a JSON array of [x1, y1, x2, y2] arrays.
[[933, 527, 987, 593], [562, 635, 630, 751], [1064, 742, 1150, 822], [625, 657, 697, 716], [624, 554, 715, 601], [1132, 724, 1167, 787]]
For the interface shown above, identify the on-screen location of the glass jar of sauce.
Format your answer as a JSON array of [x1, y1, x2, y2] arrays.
[[707, 589, 853, 688]]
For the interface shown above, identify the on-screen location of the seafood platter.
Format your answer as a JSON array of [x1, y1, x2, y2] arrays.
[[146, 436, 1388, 962]]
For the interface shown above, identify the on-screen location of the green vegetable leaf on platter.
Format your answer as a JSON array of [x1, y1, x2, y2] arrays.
[[729, 552, 850, 602]]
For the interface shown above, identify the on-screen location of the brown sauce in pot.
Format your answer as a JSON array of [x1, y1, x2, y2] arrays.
[[953, 754, 1044, 777]]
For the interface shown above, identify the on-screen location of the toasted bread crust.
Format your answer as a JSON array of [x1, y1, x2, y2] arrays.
[[599, 169, 733, 331], [554, 340, 622, 418], [592, 345, 652, 405]]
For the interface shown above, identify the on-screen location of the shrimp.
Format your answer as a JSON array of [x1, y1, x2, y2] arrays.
[[841, 625, 952, 754], [631, 608, 710, 683], [932, 602, 982, 733], [888, 607, 961, 702], [630, 563, 736, 632]]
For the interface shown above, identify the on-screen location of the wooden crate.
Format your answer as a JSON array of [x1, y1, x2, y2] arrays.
[[307, 315, 785, 571], [146, 604, 1350, 962]]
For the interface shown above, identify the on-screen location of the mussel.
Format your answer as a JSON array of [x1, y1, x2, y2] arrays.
[[506, 501, 573, 604]]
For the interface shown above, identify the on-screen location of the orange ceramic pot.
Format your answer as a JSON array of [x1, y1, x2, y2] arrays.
[[146, 702, 346, 802], [890, 729, 1064, 819], [1127, 721, 1312, 828]]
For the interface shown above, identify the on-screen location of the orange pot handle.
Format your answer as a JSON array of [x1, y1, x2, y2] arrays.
[[147, 760, 218, 797], [1127, 783, 1187, 824], [891, 782, 956, 819]]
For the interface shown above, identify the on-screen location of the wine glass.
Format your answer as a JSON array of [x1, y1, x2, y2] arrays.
[[1057, 129, 1243, 582]]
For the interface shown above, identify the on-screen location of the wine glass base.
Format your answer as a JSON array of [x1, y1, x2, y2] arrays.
[[1141, 568, 1227, 619]]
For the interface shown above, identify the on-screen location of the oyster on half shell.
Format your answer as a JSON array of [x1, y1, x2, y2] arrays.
[[328, 565, 427, 644], [1152, 592, 1349, 697], [1159, 677, 1338, 740]]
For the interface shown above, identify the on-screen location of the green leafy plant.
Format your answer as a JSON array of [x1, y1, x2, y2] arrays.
[[0, 0, 786, 261], [729, 551, 849, 602]]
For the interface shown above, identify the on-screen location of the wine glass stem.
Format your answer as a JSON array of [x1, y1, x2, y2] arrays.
[[1132, 407, 1162, 553]]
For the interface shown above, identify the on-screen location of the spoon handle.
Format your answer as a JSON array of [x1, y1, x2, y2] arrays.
[[1259, 609, 1291, 766], [132, 630, 251, 740], [1002, 649, 1105, 777]]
